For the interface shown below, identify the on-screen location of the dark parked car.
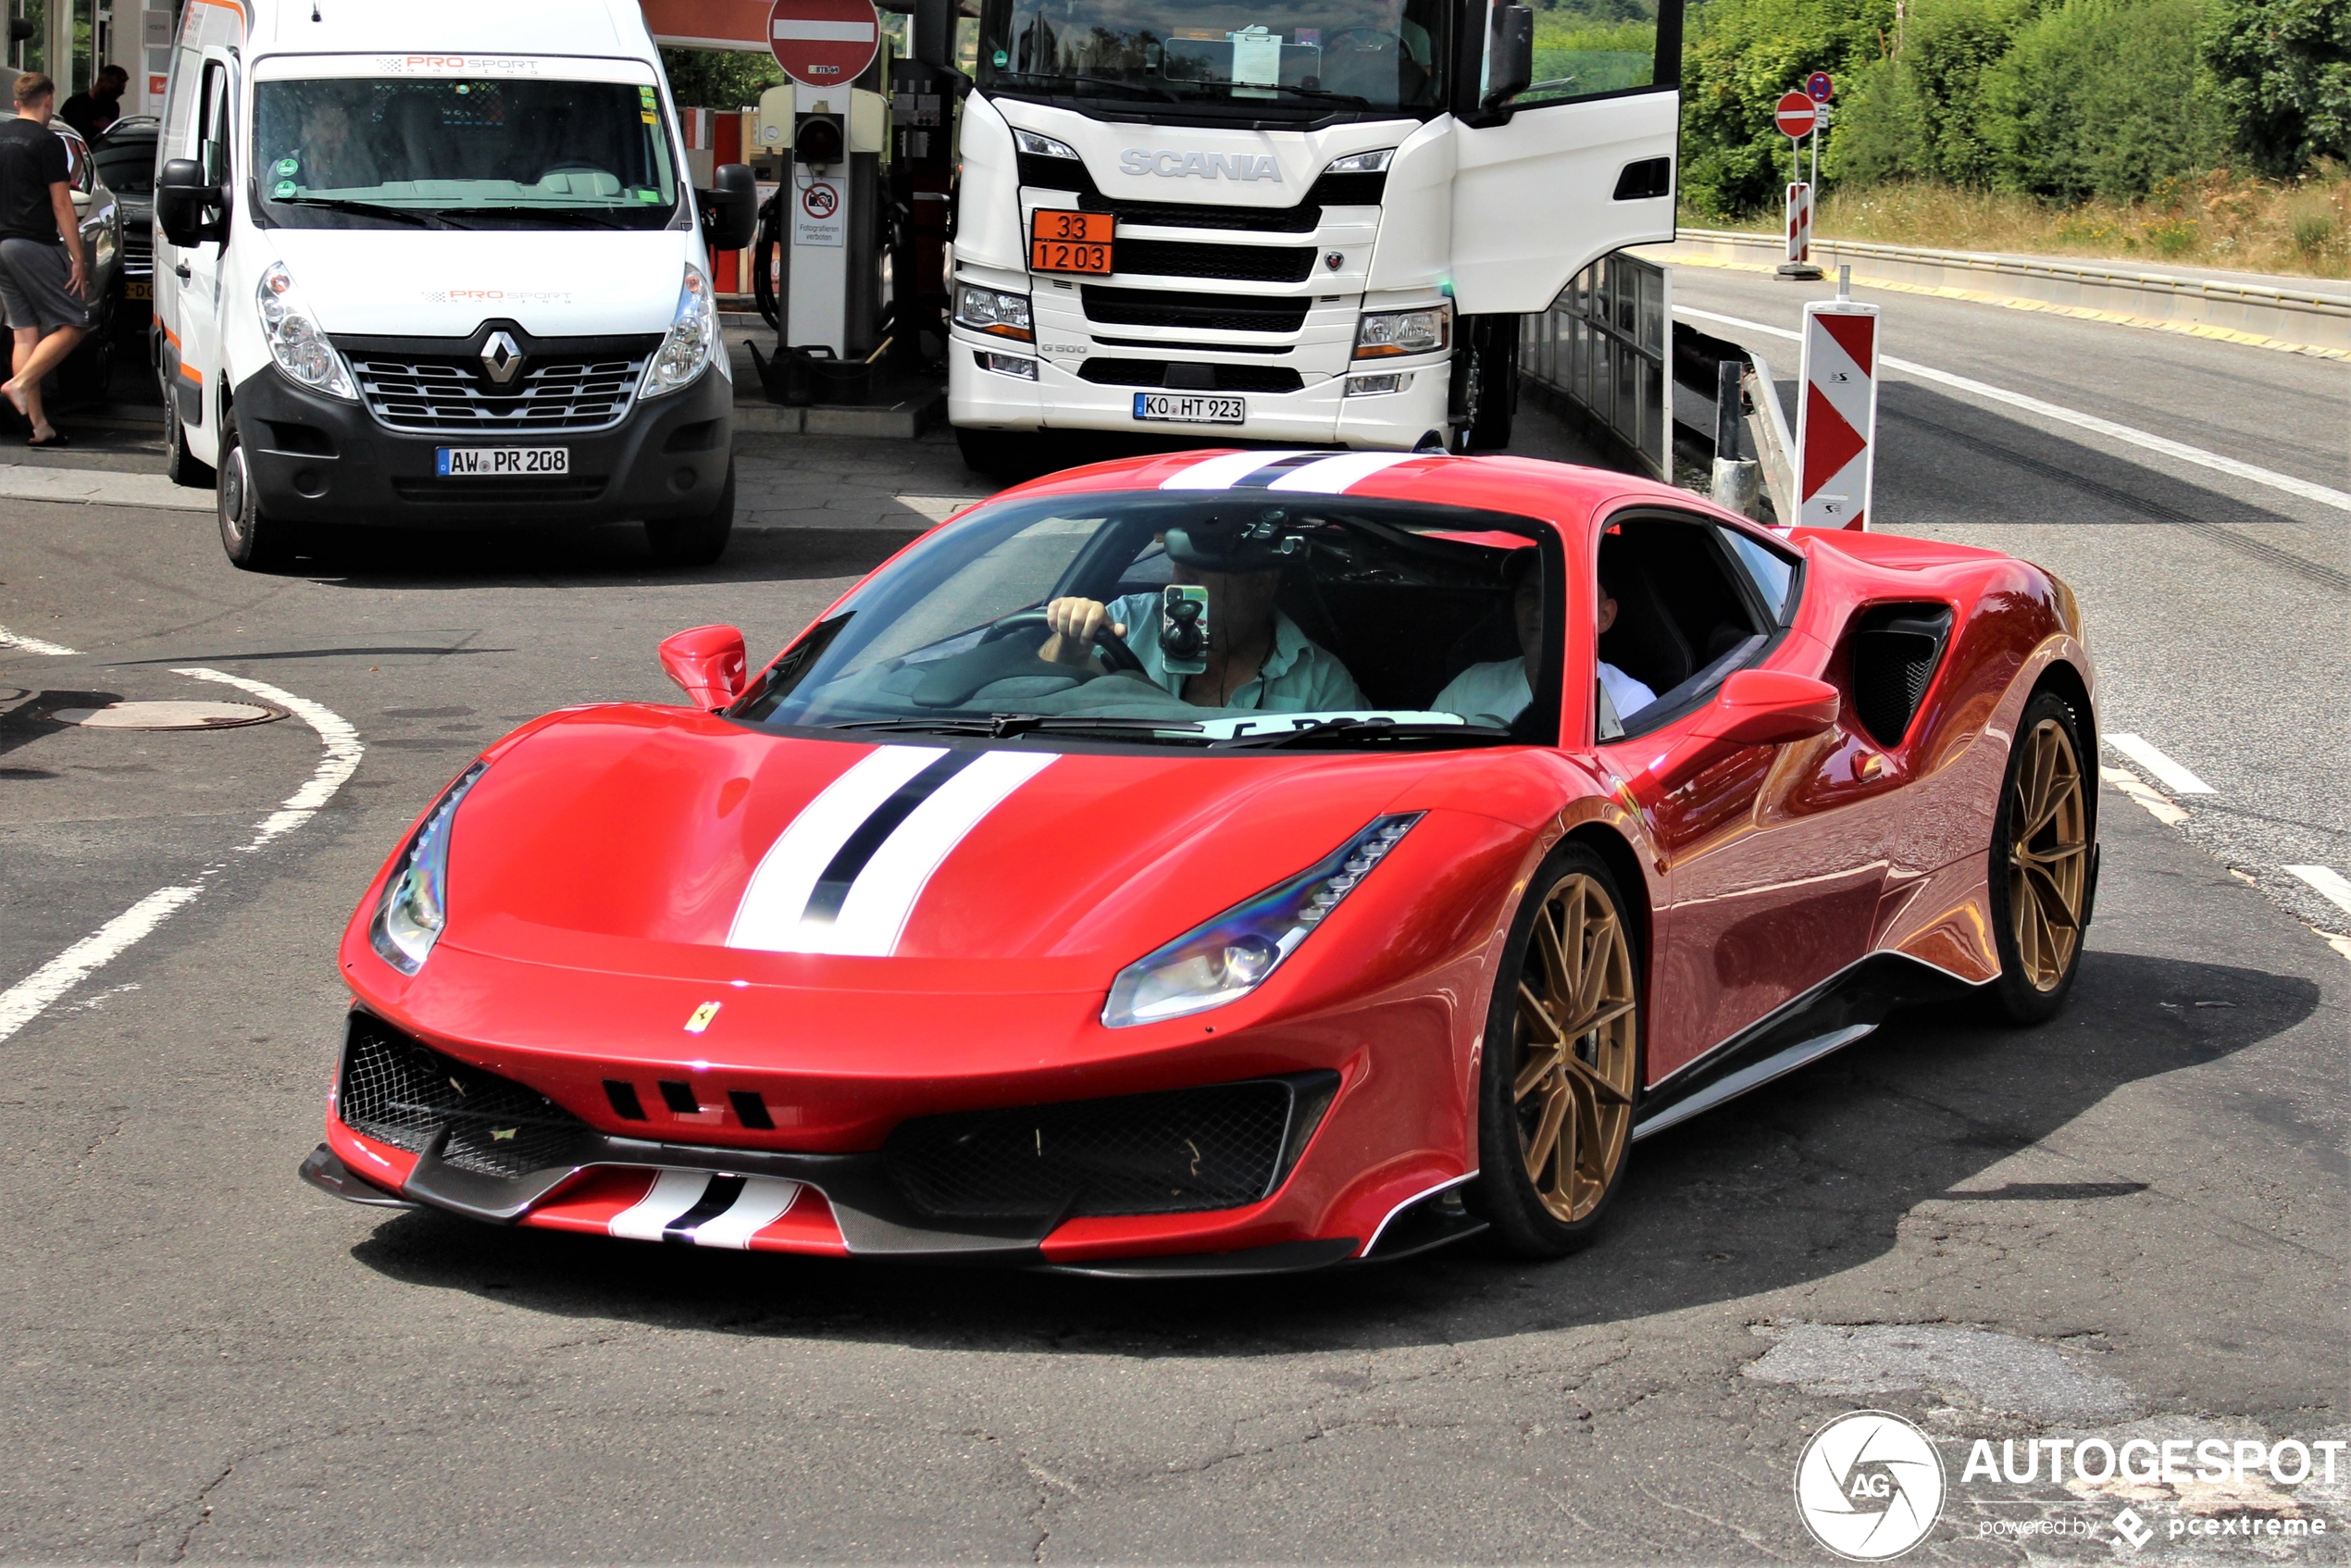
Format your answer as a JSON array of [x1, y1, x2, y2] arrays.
[[93, 115, 155, 343]]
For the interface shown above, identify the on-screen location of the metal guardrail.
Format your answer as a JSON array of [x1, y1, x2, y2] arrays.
[[1518, 251, 1673, 480]]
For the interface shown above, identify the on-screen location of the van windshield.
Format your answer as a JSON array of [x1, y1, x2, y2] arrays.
[[251, 77, 680, 230]]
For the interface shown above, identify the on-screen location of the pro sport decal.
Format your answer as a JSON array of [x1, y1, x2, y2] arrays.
[[606, 1171, 802, 1248], [728, 745, 1058, 955], [1159, 450, 1428, 493]]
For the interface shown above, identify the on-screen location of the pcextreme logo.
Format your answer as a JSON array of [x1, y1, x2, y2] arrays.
[[1795, 1411, 1947, 1561]]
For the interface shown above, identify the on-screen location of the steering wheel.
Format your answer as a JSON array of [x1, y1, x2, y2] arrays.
[[979, 608, 1149, 676]]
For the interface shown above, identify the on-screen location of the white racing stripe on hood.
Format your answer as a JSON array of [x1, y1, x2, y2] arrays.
[[728, 745, 947, 951], [728, 744, 1059, 956], [1160, 451, 1311, 490], [1264, 451, 1427, 492]]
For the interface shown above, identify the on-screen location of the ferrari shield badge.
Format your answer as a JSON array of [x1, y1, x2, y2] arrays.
[[683, 1001, 722, 1035]]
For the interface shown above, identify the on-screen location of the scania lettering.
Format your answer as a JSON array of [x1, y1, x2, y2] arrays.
[[150, 0, 760, 570], [947, 0, 1683, 465]]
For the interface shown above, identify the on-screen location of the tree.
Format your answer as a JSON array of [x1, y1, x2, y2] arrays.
[[1678, 0, 1898, 217], [660, 46, 785, 109], [1981, 0, 2228, 200], [2205, 0, 2351, 175]]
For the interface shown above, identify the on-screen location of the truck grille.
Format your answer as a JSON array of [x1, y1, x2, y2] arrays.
[[1079, 193, 1321, 233], [1116, 238, 1318, 283], [335, 1013, 595, 1180], [1083, 285, 1309, 334], [338, 333, 662, 434], [884, 1076, 1329, 1221], [1079, 359, 1306, 392]]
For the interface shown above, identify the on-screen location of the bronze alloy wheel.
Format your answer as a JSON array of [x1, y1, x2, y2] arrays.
[[1510, 871, 1640, 1224], [2007, 715, 2090, 990]]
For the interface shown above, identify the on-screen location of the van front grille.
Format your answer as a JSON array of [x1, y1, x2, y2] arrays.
[[337, 332, 663, 434]]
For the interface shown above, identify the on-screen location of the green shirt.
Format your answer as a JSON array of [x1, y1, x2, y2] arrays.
[[1107, 591, 1367, 713]]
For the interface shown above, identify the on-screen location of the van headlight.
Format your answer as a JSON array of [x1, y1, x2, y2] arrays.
[[1102, 815, 1422, 1027], [369, 762, 489, 976], [255, 262, 355, 399], [641, 263, 716, 397]]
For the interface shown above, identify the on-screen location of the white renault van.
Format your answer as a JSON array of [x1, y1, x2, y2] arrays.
[[152, 0, 757, 569]]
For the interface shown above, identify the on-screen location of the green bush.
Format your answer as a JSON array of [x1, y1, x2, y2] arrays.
[[1678, 0, 1897, 216], [2205, 0, 2351, 176], [1980, 0, 2229, 200], [1827, 0, 2049, 182]]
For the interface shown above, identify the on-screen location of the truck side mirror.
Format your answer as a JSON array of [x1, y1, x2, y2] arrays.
[[155, 157, 223, 247], [1482, 4, 1535, 109], [698, 163, 759, 253]]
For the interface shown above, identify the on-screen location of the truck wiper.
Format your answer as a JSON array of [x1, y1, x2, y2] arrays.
[[829, 714, 1204, 738], [272, 196, 445, 228], [1250, 83, 1374, 106], [1212, 717, 1515, 750], [995, 69, 1182, 104]]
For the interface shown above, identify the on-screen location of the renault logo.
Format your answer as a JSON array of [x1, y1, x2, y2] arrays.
[[480, 330, 525, 386]]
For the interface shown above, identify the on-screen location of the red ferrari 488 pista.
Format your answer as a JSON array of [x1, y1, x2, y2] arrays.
[[304, 450, 2097, 1274]]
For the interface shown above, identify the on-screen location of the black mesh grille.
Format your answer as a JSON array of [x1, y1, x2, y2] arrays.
[[120, 224, 153, 275], [886, 1079, 1301, 1221], [1115, 238, 1319, 282], [1083, 286, 1309, 334], [336, 1013, 594, 1179], [338, 335, 661, 433], [1079, 358, 1306, 392], [1848, 606, 1953, 748], [390, 475, 610, 504], [1080, 193, 1323, 233]]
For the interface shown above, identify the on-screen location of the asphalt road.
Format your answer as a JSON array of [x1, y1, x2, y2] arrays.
[[0, 294, 2344, 1562]]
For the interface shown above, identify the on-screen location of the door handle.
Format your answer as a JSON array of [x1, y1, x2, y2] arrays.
[[174, 263, 191, 280]]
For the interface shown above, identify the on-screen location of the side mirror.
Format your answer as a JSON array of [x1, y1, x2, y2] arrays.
[[658, 624, 749, 710], [1696, 669, 1840, 747], [699, 163, 759, 251], [155, 157, 221, 247], [1482, 4, 1535, 109]]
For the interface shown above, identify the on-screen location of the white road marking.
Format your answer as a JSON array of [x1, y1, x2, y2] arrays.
[[0, 624, 80, 656], [893, 495, 986, 524], [2283, 865, 2351, 920], [0, 668, 364, 1045], [2099, 765, 2189, 826], [2102, 733, 2216, 795], [1674, 305, 2351, 515]]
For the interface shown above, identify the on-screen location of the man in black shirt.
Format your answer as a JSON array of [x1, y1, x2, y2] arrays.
[[0, 72, 89, 445], [59, 66, 128, 141]]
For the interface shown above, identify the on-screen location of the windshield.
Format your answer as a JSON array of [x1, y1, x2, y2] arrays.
[[734, 492, 1558, 749], [978, 0, 1453, 116], [251, 77, 679, 230], [93, 135, 153, 194]]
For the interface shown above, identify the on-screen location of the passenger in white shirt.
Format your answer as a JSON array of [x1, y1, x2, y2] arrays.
[[1433, 553, 1656, 728]]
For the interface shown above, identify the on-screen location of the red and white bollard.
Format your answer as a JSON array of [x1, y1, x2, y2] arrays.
[[1795, 298, 1878, 530], [1785, 181, 1812, 266]]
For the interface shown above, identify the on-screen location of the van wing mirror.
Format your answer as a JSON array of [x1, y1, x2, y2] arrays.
[[155, 157, 224, 247], [698, 164, 760, 253], [658, 624, 749, 710], [1481, 4, 1536, 109]]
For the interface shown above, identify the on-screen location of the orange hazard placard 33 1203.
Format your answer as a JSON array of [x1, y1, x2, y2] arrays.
[[1029, 209, 1113, 275]]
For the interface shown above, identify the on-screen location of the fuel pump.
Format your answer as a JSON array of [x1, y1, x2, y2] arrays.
[[887, 0, 961, 372]]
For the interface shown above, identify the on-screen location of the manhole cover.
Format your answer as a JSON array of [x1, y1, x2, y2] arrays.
[[47, 700, 283, 730]]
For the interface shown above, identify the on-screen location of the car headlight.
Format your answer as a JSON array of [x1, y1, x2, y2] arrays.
[[369, 762, 489, 975], [1014, 129, 1081, 160], [1355, 305, 1449, 359], [956, 282, 1033, 342], [255, 261, 355, 399], [1323, 148, 1394, 174], [1102, 814, 1422, 1027], [641, 262, 715, 398]]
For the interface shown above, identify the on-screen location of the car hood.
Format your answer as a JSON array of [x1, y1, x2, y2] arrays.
[[267, 227, 691, 337], [431, 706, 1454, 982]]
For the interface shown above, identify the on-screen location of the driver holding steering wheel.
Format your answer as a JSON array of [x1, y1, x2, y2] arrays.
[[1039, 518, 1366, 711]]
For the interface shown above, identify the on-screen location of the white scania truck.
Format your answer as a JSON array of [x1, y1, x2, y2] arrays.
[[945, 0, 1684, 466]]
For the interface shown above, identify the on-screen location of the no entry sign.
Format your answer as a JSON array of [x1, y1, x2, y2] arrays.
[[769, 0, 880, 87], [1775, 91, 1820, 138]]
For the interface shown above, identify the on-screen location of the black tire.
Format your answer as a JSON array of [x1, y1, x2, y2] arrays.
[[1467, 317, 1517, 451], [1984, 688, 2096, 1024], [164, 388, 214, 489], [1468, 840, 1645, 1258], [645, 458, 735, 568], [956, 425, 1042, 479], [216, 413, 303, 571]]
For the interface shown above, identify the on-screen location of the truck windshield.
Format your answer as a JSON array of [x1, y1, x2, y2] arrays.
[[978, 0, 1452, 115], [251, 77, 680, 231]]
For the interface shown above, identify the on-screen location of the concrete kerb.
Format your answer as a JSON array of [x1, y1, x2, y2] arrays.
[[1652, 229, 2351, 358]]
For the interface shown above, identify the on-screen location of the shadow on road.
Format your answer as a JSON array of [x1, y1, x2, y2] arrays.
[[247, 522, 923, 591], [343, 948, 2319, 1352]]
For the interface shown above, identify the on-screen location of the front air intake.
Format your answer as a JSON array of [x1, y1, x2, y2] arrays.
[[335, 1013, 594, 1180]]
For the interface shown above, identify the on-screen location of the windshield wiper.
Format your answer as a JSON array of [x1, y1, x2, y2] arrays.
[[995, 69, 1183, 103], [1249, 82, 1374, 106], [271, 196, 445, 228], [829, 714, 1204, 738], [431, 205, 637, 230], [1213, 717, 1515, 750]]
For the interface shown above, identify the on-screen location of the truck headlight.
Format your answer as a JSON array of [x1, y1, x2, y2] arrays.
[[1014, 129, 1081, 160], [1322, 148, 1394, 174], [1354, 305, 1449, 359], [641, 263, 716, 398], [1102, 815, 1422, 1027], [370, 762, 489, 976], [255, 262, 355, 399], [956, 283, 1033, 342]]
